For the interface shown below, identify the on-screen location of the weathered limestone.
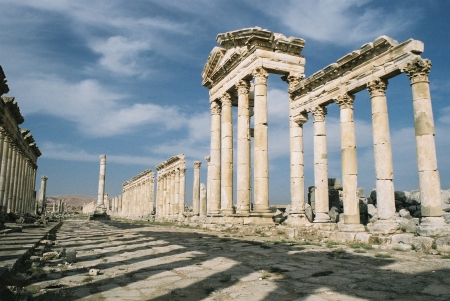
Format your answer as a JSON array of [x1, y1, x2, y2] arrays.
[[220, 93, 233, 215], [193, 161, 202, 215], [205, 156, 211, 212], [95, 155, 107, 214], [121, 169, 155, 217], [200, 183, 207, 217], [38, 176, 48, 214], [209, 101, 221, 215], [155, 154, 186, 218], [253, 67, 270, 214], [202, 27, 305, 223], [335, 94, 360, 224], [0, 74, 41, 213], [310, 106, 330, 223], [236, 80, 251, 214]]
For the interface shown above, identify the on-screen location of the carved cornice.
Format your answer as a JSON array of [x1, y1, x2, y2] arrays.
[[335, 93, 355, 109], [367, 78, 388, 97], [220, 92, 232, 107], [236, 80, 250, 95], [252, 67, 268, 85], [0, 66, 9, 96], [402, 57, 431, 83], [309, 106, 327, 122], [210, 100, 221, 115], [2, 96, 24, 125], [194, 161, 202, 168]]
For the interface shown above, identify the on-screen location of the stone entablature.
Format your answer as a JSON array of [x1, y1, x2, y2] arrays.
[[0, 66, 41, 215], [155, 154, 186, 217], [290, 36, 423, 114], [121, 169, 155, 217], [202, 27, 306, 102]]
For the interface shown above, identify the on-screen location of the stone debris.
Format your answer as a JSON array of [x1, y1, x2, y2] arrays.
[[88, 268, 100, 276]]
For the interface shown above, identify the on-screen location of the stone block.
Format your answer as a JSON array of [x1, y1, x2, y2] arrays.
[[435, 236, 450, 253], [388, 243, 412, 251], [286, 228, 298, 239], [367, 204, 377, 218], [370, 189, 377, 205], [391, 233, 414, 245], [412, 236, 434, 251], [328, 206, 339, 223], [399, 209, 412, 219], [337, 232, 356, 243], [355, 232, 372, 243], [305, 204, 314, 223]]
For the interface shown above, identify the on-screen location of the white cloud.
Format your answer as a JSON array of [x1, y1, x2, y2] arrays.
[[254, 0, 419, 45]]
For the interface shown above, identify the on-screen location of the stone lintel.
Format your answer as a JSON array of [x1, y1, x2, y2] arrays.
[[291, 38, 424, 115]]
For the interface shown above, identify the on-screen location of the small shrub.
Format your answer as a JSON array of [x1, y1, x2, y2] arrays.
[[375, 253, 391, 258], [82, 276, 94, 283], [354, 249, 367, 253], [332, 248, 346, 254], [441, 254, 450, 259]]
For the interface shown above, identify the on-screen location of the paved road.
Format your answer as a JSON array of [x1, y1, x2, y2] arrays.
[[21, 219, 450, 301]]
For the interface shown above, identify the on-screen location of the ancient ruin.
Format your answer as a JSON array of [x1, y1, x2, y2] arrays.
[[121, 169, 155, 217], [0, 66, 41, 223]]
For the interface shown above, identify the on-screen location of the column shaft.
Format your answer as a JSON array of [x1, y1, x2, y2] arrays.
[[193, 161, 202, 215], [311, 106, 330, 223], [290, 113, 307, 214], [174, 169, 180, 215], [209, 100, 221, 215], [96, 155, 106, 213], [179, 167, 186, 216], [367, 78, 396, 220], [220, 93, 233, 215], [0, 137, 9, 208], [252, 67, 270, 213]]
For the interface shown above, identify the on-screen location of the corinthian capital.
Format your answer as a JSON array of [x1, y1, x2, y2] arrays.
[[285, 74, 304, 92], [293, 112, 308, 125], [252, 67, 268, 85], [335, 93, 355, 109], [367, 78, 388, 97], [194, 161, 202, 168], [309, 106, 327, 122], [236, 79, 250, 95], [402, 57, 432, 83], [210, 100, 221, 115], [220, 92, 232, 107]]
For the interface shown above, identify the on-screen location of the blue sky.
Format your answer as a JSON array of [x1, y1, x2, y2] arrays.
[[0, 0, 449, 205]]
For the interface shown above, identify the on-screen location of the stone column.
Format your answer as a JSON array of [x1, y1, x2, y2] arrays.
[[16, 155, 25, 213], [403, 58, 446, 233], [179, 167, 186, 216], [4, 143, 13, 211], [112, 197, 116, 214], [193, 161, 202, 215], [0, 137, 9, 209], [289, 111, 308, 224], [200, 183, 207, 217], [0, 131, 5, 210], [205, 156, 211, 213], [118, 195, 123, 215], [96, 155, 106, 214], [8, 148, 17, 212], [52, 201, 56, 213], [236, 79, 251, 214], [252, 67, 270, 214], [335, 93, 361, 226], [310, 106, 330, 223], [367, 79, 396, 221], [11, 149, 20, 212], [162, 175, 167, 216], [220, 92, 233, 215], [155, 176, 160, 216], [209, 100, 221, 215], [174, 168, 180, 215], [38, 175, 48, 215], [170, 171, 175, 215]]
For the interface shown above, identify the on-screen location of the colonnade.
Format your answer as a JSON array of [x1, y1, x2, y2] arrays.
[[155, 154, 186, 217], [0, 70, 41, 215], [121, 169, 154, 216], [289, 35, 444, 233]]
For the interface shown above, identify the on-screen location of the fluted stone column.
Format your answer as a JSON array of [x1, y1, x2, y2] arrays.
[[38, 175, 48, 215], [403, 58, 446, 234], [367, 79, 396, 221], [236, 80, 251, 214], [96, 155, 107, 214], [335, 93, 361, 226], [288, 111, 308, 225], [7, 147, 17, 212], [209, 100, 221, 215], [205, 156, 211, 213], [252, 67, 270, 214], [5, 143, 13, 212], [200, 183, 207, 217], [170, 171, 176, 215], [0, 137, 10, 209], [162, 175, 167, 216], [17, 155, 25, 213], [179, 167, 186, 216], [310, 106, 330, 223], [193, 161, 202, 215], [174, 168, 180, 215], [220, 93, 233, 215], [155, 177, 160, 216]]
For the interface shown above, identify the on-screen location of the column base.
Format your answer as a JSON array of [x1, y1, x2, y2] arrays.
[[417, 216, 450, 236], [246, 212, 274, 225], [286, 214, 310, 226], [338, 222, 366, 232], [369, 219, 400, 234], [253, 204, 271, 214], [313, 212, 331, 223], [220, 209, 234, 216]]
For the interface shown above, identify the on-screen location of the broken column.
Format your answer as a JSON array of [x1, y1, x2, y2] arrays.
[[95, 155, 107, 214], [38, 175, 48, 215], [200, 183, 207, 217]]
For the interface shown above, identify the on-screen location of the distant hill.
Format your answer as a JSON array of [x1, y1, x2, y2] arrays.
[[46, 195, 97, 209]]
